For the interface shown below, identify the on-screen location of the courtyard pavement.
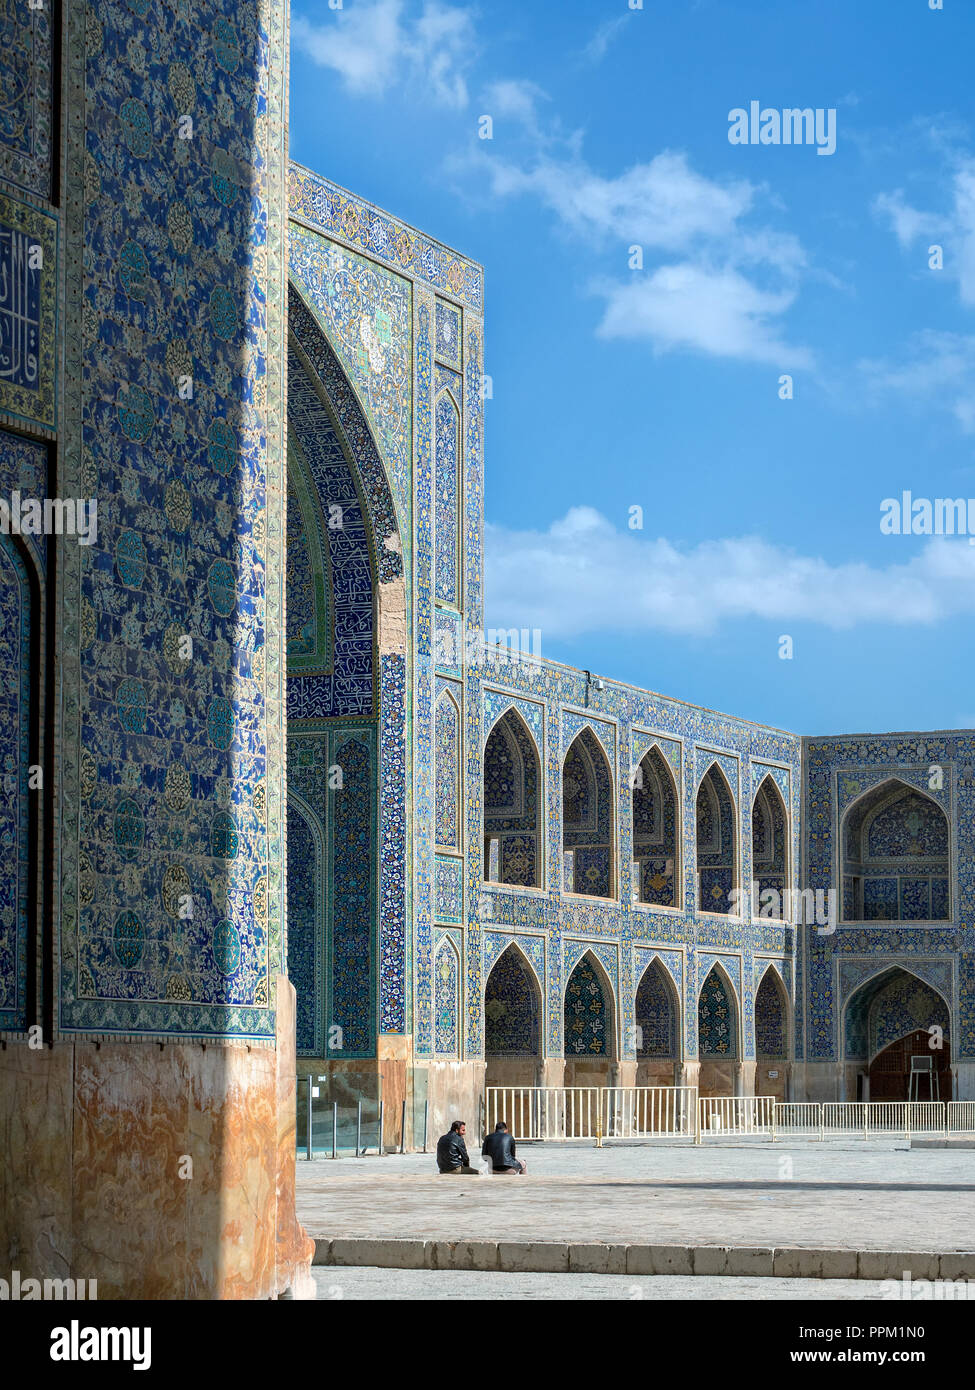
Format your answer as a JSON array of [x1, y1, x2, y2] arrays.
[[312, 1267, 907, 1300], [297, 1139, 975, 1255]]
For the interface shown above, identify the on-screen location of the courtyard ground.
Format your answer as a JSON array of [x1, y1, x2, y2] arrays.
[[313, 1267, 902, 1300], [297, 1138, 975, 1296]]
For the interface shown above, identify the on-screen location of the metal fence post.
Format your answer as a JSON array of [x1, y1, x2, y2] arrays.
[[378, 1099, 385, 1156], [332, 1101, 338, 1160], [355, 1099, 362, 1157], [423, 1100, 429, 1153], [400, 1099, 406, 1154], [819, 1104, 824, 1143]]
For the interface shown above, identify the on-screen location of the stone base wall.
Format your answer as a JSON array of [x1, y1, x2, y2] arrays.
[[0, 976, 313, 1300]]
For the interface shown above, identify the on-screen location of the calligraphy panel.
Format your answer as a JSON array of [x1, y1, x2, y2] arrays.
[[0, 192, 56, 432]]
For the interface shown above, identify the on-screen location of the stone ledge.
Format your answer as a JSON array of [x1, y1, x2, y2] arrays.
[[313, 1238, 975, 1280], [912, 1139, 975, 1149]]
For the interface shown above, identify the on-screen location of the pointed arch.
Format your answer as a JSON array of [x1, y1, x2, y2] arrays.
[[843, 965, 953, 1099], [484, 941, 542, 1058], [288, 282, 404, 563], [434, 936, 460, 1056], [483, 707, 541, 886], [698, 962, 739, 1060], [635, 955, 680, 1059], [752, 774, 789, 920], [697, 762, 738, 915], [564, 950, 617, 1060], [563, 727, 615, 898], [841, 778, 950, 922], [755, 962, 789, 1060], [435, 686, 461, 851], [843, 964, 951, 1061], [285, 281, 405, 1047], [633, 743, 679, 907]]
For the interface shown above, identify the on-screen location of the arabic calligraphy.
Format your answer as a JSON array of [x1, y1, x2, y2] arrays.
[[0, 223, 39, 390]]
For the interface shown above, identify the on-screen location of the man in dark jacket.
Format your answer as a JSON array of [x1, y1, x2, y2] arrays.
[[481, 1121, 526, 1174], [436, 1120, 479, 1174]]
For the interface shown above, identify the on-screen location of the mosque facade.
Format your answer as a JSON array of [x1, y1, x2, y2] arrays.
[[1, 0, 972, 1298]]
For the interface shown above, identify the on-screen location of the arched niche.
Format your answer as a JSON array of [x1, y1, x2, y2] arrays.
[[841, 779, 950, 923], [563, 728, 614, 899], [697, 764, 738, 915], [698, 962, 739, 1097], [483, 708, 541, 886], [484, 943, 542, 1089], [752, 775, 789, 920], [634, 956, 680, 1086], [632, 745, 679, 908]]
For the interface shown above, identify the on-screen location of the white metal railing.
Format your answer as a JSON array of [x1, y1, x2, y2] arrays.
[[948, 1101, 975, 1133], [485, 1090, 975, 1144], [602, 1086, 698, 1137], [822, 1102, 866, 1134], [772, 1102, 824, 1139], [484, 1087, 602, 1140], [698, 1095, 775, 1137], [785, 1101, 952, 1140], [905, 1102, 947, 1135]]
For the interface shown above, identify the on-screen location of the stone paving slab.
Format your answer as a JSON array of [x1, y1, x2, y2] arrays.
[[296, 1140, 975, 1273]]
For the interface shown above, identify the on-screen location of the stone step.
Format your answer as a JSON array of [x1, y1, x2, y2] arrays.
[[312, 1237, 975, 1281]]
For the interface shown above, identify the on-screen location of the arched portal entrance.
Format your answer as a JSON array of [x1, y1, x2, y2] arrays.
[[844, 967, 952, 1101], [484, 944, 542, 1090]]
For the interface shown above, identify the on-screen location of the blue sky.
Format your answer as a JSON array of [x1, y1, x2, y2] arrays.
[[289, 0, 975, 736]]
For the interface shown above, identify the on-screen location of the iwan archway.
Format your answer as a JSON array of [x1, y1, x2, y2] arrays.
[[843, 966, 952, 1101], [284, 284, 407, 1129]]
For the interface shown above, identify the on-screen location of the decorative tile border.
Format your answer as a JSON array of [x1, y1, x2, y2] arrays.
[[289, 164, 483, 312]]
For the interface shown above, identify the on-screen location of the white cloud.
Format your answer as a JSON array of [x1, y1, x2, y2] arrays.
[[485, 506, 975, 639], [860, 330, 975, 433], [481, 79, 550, 140], [476, 149, 755, 250], [875, 160, 975, 306], [581, 13, 631, 64], [595, 263, 811, 367], [292, 0, 476, 107], [457, 144, 812, 364]]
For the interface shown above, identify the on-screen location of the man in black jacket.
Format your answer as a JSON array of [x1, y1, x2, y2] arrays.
[[481, 1121, 526, 1174], [436, 1120, 480, 1174]]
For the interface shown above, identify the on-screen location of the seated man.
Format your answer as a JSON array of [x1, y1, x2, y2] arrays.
[[436, 1119, 480, 1174], [481, 1120, 526, 1174]]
